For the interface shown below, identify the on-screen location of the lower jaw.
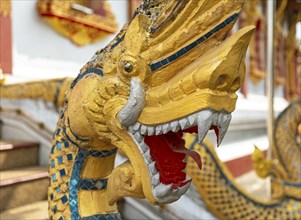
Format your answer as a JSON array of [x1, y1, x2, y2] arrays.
[[129, 109, 231, 203]]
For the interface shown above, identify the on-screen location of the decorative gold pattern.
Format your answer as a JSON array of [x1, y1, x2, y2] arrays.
[[186, 101, 301, 219], [36, 0, 118, 46]]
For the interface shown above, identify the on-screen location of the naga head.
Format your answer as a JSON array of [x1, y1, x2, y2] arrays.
[[72, 0, 254, 205]]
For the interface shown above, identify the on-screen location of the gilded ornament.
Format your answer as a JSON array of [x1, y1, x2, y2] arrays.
[[36, 0, 118, 46], [1, 0, 254, 219]]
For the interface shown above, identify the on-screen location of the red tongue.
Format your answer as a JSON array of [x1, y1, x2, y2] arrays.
[[166, 131, 202, 170], [169, 144, 202, 169]]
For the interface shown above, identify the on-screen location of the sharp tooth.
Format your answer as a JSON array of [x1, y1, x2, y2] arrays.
[[155, 125, 163, 135], [139, 143, 148, 153], [154, 183, 173, 198], [155, 194, 179, 203], [133, 122, 141, 131], [179, 118, 188, 130], [217, 114, 231, 146], [197, 110, 213, 143], [212, 113, 218, 125], [151, 173, 160, 186], [128, 125, 134, 133], [148, 162, 157, 175], [147, 126, 155, 136], [170, 121, 180, 132], [162, 123, 170, 134], [140, 125, 147, 135], [176, 181, 191, 196], [188, 114, 197, 126], [184, 173, 192, 182], [144, 149, 152, 164], [218, 113, 224, 126], [134, 132, 143, 143]]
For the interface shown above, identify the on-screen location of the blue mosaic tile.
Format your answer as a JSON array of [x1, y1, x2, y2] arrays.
[[51, 160, 55, 168], [59, 216, 64, 220], [60, 169, 66, 177], [57, 156, 63, 164], [150, 62, 162, 72], [71, 179, 77, 186], [177, 48, 185, 57], [67, 154, 73, 161], [161, 59, 168, 65], [69, 149, 88, 219], [69, 198, 77, 207], [64, 141, 69, 148], [52, 174, 57, 181], [50, 194, 53, 200], [79, 178, 107, 190], [56, 186, 61, 193], [56, 129, 61, 135], [53, 205, 57, 213], [57, 142, 62, 150], [61, 195, 68, 204], [169, 54, 177, 62]]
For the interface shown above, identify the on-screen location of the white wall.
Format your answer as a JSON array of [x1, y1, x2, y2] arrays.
[[11, 0, 128, 79]]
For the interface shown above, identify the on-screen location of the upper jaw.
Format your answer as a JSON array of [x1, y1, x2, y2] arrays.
[[127, 108, 232, 203], [134, 109, 232, 146]]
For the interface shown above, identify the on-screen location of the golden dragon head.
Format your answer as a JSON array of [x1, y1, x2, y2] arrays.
[[68, 0, 254, 205]]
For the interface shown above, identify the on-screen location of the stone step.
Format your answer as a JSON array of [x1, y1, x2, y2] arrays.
[[0, 166, 48, 211], [0, 200, 48, 220], [0, 140, 39, 170]]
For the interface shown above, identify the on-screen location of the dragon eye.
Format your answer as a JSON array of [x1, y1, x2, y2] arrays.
[[123, 62, 133, 73]]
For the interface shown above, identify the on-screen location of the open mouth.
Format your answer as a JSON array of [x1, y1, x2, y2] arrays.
[[128, 109, 231, 203]]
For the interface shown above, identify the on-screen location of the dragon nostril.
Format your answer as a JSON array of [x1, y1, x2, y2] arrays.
[[216, 75, 228, 89], [230, 77, 241, 92]]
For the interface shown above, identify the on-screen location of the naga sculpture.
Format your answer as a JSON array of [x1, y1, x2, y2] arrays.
[[186, 100, 301, 219], [0, 0, 255, 219]]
